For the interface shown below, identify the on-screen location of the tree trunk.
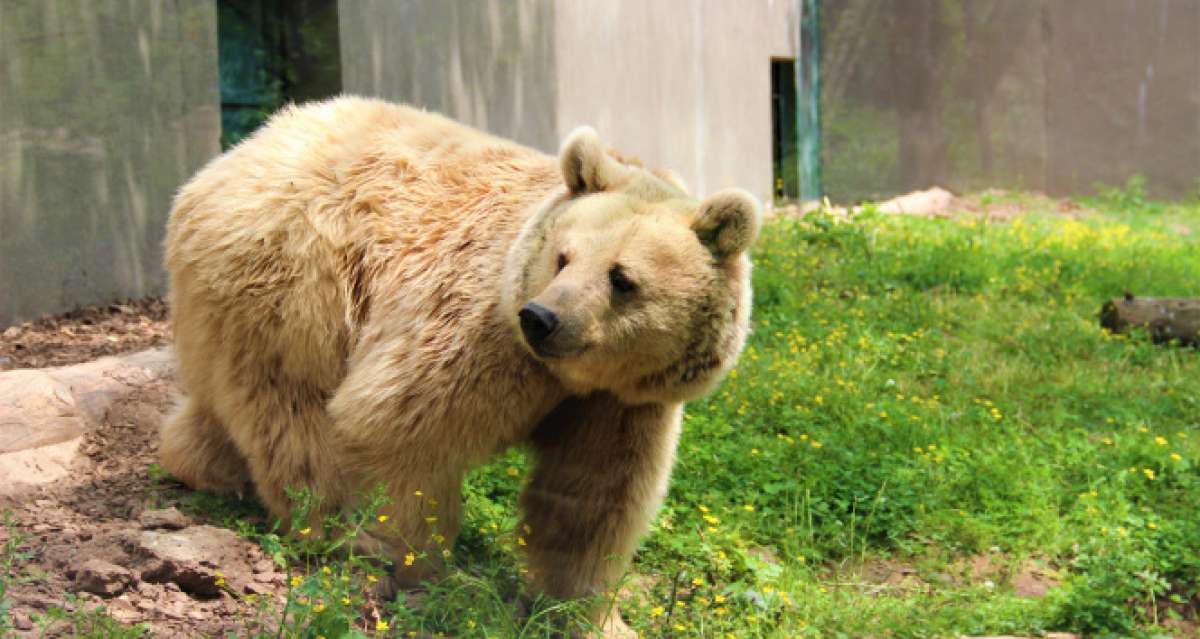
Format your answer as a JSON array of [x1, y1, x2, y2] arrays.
[[1099, 295, 1200, 347]]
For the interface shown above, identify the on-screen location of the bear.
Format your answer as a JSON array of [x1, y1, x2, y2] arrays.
[[160, 96, 760, 635]]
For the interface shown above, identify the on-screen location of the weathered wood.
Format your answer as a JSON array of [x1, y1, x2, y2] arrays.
[[1099, 295, 1200, 347]]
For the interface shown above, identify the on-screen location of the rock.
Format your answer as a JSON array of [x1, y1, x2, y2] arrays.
[[107, 605, 142, 623], [135, 525, 251, 598], [876, 186, 958, 217], [138, 507, 191, 530], [0, 347, 174, 493], [74, 558, 135, 596], [11, 610, 34, 630]]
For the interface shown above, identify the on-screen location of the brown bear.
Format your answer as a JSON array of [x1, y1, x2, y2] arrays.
[[161, 96, 760, 635]]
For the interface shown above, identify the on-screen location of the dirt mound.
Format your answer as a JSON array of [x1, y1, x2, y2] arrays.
[[0, 375, 286, 636]]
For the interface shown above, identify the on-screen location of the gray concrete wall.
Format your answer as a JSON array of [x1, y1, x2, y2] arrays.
[[0, 0, 221, 327], [555, 0, 798, 202], [338, 0, 559, 152], [821, 0, 1200, 202], [338, 0, 797, 203]]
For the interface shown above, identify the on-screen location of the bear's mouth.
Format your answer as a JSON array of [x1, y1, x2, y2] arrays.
[[529, 341, 589, 360]]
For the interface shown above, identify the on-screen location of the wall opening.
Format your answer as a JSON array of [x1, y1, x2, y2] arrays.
[[217, 0, 342, 148], [771, 58, 800, 202]]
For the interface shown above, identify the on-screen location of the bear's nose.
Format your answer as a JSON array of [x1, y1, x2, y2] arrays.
[[518, 302, 560, 349]]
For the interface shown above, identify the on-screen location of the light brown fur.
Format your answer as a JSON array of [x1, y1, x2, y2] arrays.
[[160, 96, 759, 635]]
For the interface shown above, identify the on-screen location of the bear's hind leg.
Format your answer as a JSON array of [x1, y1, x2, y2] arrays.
[[160, 399, 251, 495]]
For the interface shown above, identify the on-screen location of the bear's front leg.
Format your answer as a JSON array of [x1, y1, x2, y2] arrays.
[[521, 393, 682, 636]]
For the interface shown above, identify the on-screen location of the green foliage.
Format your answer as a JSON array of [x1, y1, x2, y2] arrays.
[[1, 511, 31, 636]]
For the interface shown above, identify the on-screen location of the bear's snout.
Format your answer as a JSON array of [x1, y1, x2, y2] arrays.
[[518, 302, 561, 354]]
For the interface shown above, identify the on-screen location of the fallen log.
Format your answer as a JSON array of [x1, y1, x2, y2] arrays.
[[1099, 295, 1200, 347]]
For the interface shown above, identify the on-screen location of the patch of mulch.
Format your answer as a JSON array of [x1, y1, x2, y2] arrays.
[[0, 298, 170, 371], [0, 378, 285, 637]]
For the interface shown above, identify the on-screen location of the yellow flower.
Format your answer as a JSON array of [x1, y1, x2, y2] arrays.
[[1171, 453, 1182, 462], [1102, 437, 1113, 445], [714, 606, 728, 616], [703, 514, 720, 525], [1147, 522, 1158, 530], [322, 566, 332, 575], [341, 597, 351, 605], [404, 552, 415, 566], [376, 620, 389, 632], [750, 448, 760, 456], [299, 527, 311, 536], [810, 441, 822, 448], [650, 606, 665, 617], [1155, 436, 1168, 446], [377, 514, 390, 523], [290, 575, 303, 588], [692, 576, 704, 586], [517, 536, 527, 546], [367, 574, 378, 583], [312, 603, 326, 613], [414, 490, 423, 496], [215, 577, 226, 587], [742, 504, 755, 512], [1143, 468, 1156, 480], [714, 594, 726, 604], [425, 516, 437, 524]]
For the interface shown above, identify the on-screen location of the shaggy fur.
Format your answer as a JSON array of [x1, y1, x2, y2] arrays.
[[161, 96, 759, 634]]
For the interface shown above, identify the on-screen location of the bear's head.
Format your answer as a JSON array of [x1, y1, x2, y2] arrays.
[[502, 127, 761, 405]]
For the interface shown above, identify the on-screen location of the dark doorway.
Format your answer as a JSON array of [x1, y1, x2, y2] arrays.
[[217, 0, 342, 148], [771, 59, 800, 202]]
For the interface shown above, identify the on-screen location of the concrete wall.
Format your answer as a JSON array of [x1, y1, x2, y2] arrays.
[[821, 0, 1200, 203], [555, 0, 797, 202], [338, 0, 559, 152], [338, 0, 798, 203], [0, 0, 221, 327]]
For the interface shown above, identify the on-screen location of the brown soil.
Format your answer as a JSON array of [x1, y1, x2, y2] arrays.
[[0, 298, 169, 371], [0, 376, 288, 637]]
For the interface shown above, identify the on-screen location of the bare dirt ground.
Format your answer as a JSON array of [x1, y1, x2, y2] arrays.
[[0, 374, 291, 637], [0, 301, 295, 636], [0, 298, 169, 371]]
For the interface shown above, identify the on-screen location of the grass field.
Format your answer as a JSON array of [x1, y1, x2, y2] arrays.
[[8, 182, 1198, 638]]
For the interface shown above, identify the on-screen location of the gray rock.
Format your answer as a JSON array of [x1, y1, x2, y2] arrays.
[[74, 558, 135, 596], [138, 507, 191, 530]]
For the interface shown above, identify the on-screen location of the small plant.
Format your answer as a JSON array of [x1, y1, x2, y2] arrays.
[[1, 511, 31, 636]]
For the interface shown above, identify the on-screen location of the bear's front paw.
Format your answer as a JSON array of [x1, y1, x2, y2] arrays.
[[584, 605, 638, 639]]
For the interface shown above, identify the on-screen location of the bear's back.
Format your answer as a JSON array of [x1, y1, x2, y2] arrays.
[[164, 97, 563, 410]]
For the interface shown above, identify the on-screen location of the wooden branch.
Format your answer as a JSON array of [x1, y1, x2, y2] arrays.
[[1099, 295, 1200, 347]]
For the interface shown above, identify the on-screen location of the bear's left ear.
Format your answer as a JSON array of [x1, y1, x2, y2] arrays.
[[692, 189, 763, 259], [560, 126, 628, 195]]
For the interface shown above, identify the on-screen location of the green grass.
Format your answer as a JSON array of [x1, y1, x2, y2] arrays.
[[19, 181, 1199, 638]]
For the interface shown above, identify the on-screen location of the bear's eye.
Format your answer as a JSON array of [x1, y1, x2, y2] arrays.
[[609, 266, 637, 295], [556, 253, 568, 273]]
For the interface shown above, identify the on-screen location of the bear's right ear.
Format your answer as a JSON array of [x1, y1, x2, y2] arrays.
[[560, 126, 627, 195]]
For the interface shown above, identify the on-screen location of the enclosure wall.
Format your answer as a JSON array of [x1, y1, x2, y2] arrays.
[[337, 0, 560, 153], [821, 0, 1200, 202], [338, 0, 799, 204], [0, 0, 221, 327]]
